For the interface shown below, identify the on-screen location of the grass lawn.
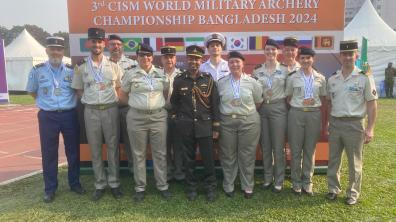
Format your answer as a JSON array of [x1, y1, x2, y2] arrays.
[[0, 99, 395, 221], [8, 94, 35, 105]]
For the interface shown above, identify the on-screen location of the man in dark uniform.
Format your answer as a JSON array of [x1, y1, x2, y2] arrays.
[[26, 37, 85, 203], [170, 45, 220, 202], [384, 62, 396, 98]]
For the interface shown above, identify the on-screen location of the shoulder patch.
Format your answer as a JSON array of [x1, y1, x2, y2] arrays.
[[33, 63, 45, 69], [280, 63, 287, 67], [254, 64, 263, 70], [126, 65, 137, 70], [288, 70, 297, 76], [65, 63, 73, 69], [77, 59, 86, 66]]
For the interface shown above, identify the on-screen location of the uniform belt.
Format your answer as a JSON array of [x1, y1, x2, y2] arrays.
[[331, 116, 363, 121], [291, 107, 320, 112], [85, 103, 118, 110], [263, 98, 285, 104], [223, 113, 247, 119], [131, 108, 163, 115], [42, 108, 74, 113]]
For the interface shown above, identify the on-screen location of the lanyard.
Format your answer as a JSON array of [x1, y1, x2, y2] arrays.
[[301, 71, 314, 98], [88, 56, 104, 83], [230, 76, 241, 98], [47, 62, 63, 89]]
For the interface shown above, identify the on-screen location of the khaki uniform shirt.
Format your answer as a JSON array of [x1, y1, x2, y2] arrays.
[[72, 56, 122, 105], [285, 69, 327, 108], [252, 62, 289, 102], [121, 65, 169, 110], [218, 73, 263, 115], [327, 67, 378, 117]]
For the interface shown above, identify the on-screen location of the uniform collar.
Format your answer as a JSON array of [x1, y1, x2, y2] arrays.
[[204, 58, 227, 68], [336, 66, 360, 81], [137, 64, 159, 75]]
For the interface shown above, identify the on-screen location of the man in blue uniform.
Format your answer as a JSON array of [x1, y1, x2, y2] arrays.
[[26, 36, 84, 203]]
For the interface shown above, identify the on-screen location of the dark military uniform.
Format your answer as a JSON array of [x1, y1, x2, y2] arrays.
[[384, 64, 396, 98], [170, 70, 220, 194]]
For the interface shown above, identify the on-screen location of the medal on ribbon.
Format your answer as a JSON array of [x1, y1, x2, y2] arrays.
[[230, 76, 241, 107], [301, 72, 315, 106], [47, 62, 64, 96]]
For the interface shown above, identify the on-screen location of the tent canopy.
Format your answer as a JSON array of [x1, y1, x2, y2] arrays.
[[5, 29, 47, 59]]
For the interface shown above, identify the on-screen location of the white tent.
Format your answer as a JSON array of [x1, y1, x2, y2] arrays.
[[5, 29, 71, 91], [344, 0, 396, 96]]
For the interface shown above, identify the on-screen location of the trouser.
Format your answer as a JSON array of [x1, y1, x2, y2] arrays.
[[327, 116, 365, 201], [288, 108, 321, 191], [259, 101, 287, 187], [219, 112, 260, 193], [127, 108, 168, 192], [119, 105, 133, 173], [84, 105, 120, 189], [38, 109, 81, 194], [182, 135, 217, 192], [384, 81, 394, 97], [167, 117, 185, 180]]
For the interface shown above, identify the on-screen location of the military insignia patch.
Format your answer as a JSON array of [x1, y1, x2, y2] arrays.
[[372, 90, 377, 96], [43, 87, 48, 95]]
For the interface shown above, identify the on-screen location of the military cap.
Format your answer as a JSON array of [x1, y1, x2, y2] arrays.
[[283, 36, 298, 47], [46, 36, 65, 48], [340, 40, 358, 52], [88, 28, 105, 40], [186, 45, 204, 58], [205, 33, 226, 48], [265, 38, 280, 49], [108, 34, 124, 43], [136, 43, 153, 55], [161, 46, 176, 55], [228, 51, 245, 61], [298, 47, 316, 56]]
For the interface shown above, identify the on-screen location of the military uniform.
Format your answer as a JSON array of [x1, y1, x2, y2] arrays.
[[285, 51, 327, 193], [327, 66, 377, 203], [200, 33, 229, 81], [170, 46, 220, 200], [384, 65, 396, 98], [26, 37, 82, 202], [282, 36, 301, 73], [72, 29, 122, 192], [252, 61, 288, 190], [218, 70, 262, 195], [121, 45, 169, 194], [116, 55, 137, 173]]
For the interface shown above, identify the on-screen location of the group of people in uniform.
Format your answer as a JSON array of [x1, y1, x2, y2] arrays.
[[384, 62, 396, 98], [26, 28, 377, 206]]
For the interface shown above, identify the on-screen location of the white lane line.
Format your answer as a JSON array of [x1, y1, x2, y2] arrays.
[[0, 149, 38, 159], [0, 162, 67, 186], [0, 150, 8, 154]]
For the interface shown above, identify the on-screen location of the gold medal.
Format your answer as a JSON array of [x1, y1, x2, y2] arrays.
[[231, 98, 242, 107], [303, 98, 315, 106]]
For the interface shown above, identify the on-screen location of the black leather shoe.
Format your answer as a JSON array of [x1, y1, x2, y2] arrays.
[[187, 191, 198, 201], [206, 191, 217, 202], [291, 188, 302, 195], [345, 197, 357, 205], [225, 191, 234, 198], [160, 189, 172, 200], [43, 192, 55, 203], [272, 187, 282, 193], [111, 187, 123, 199], [302, 189, 314, 196], [133, 191, 145, 202], [244, 191, 253, 199], [326, 192, 338, 200], [91, 189, 105, 201], [70, 186, 86, 195], [262, 183, 273, 190]]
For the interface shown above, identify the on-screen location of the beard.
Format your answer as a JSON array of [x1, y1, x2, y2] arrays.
[[49, 57, 62, 65]]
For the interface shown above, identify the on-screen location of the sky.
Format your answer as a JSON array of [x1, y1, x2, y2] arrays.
[[0, 0, 69, 33]]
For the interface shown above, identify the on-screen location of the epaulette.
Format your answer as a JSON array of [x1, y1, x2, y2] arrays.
[[313, 66, 319, 72], [359, 70, 368, 75], [201, 72, 211, 77], [288, 70, 297, 76], [126, 65, 137, 70], [254, 64, 263, 70], [154, 65, 163, 69], [280, 63, 288, 67], [252, 75, 258, 80], [332, 71, 337, 76], [175, 73, 183, 78], [65, 63, 73, 69], [76, 59, 86, 66], [177, 68, 186, 73], [33, 63, 45, 69], [217, 75, 228, 82]]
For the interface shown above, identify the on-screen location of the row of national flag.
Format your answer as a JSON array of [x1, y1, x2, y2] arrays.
[[80, 36, 334, 52]]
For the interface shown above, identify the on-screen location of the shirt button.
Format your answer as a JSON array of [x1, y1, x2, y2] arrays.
[[194, 118, 198, 122]]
